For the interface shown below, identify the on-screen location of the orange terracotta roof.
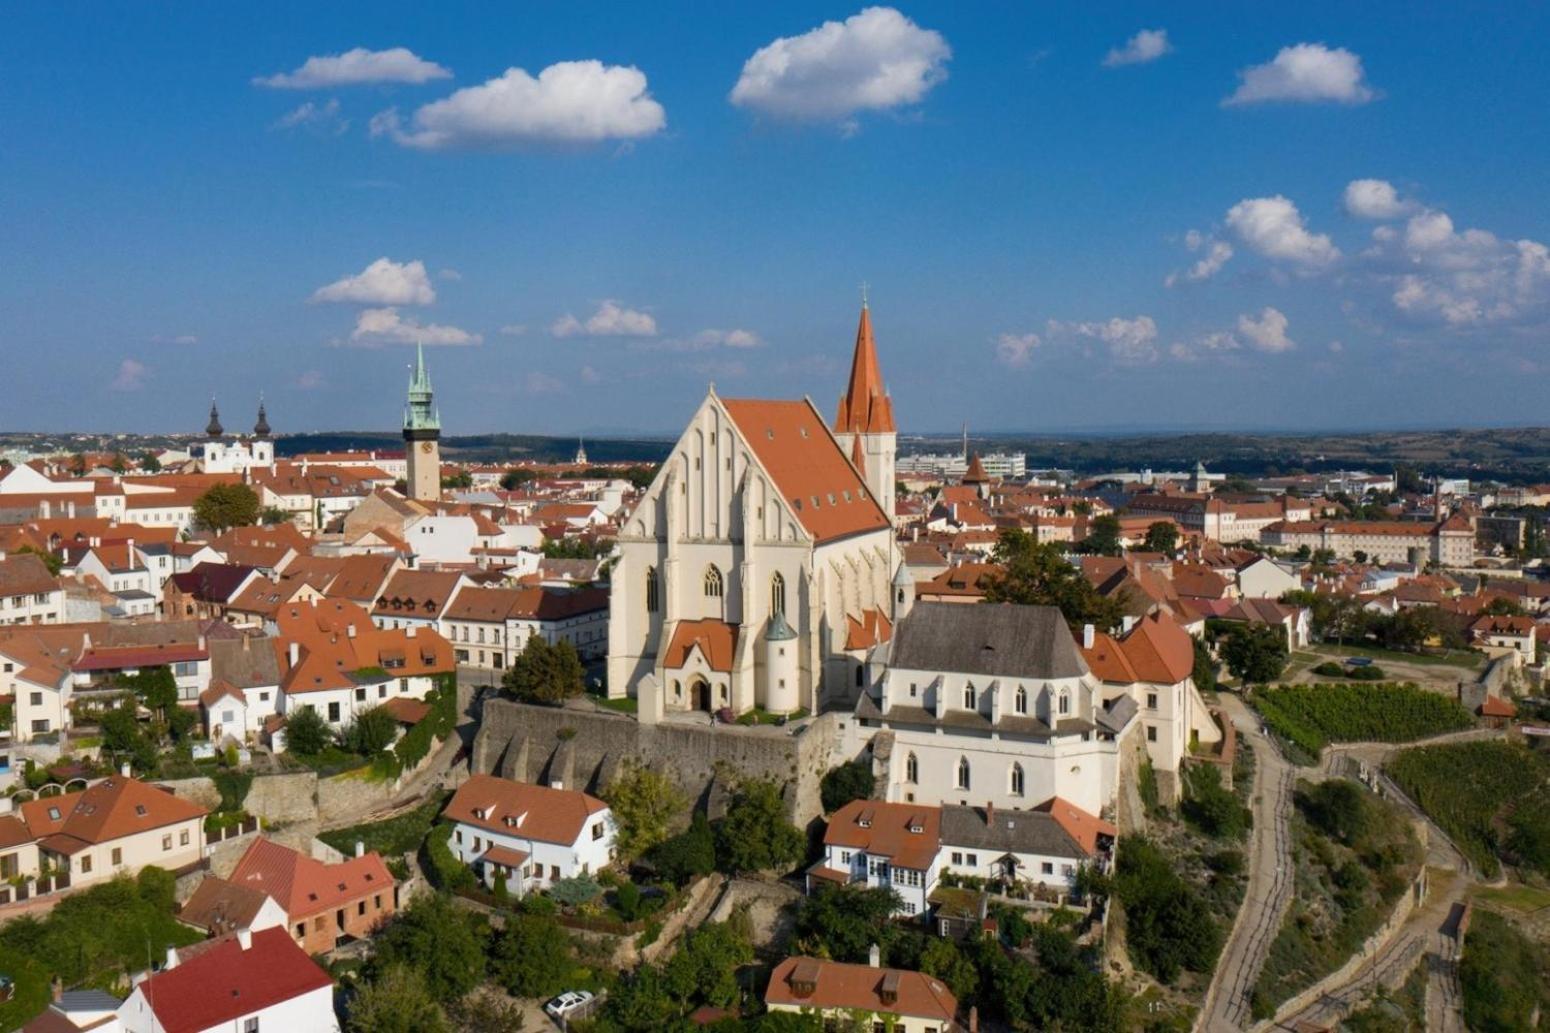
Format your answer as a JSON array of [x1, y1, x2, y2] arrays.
[[229, 837, 393, 919], [20, 776, 207, 848], [723, 398, 890, 544], [832, 304, 896, 435], [1082, 611, 1194, 685], [1035, 796, 1116, 854], [766, 957, 956, 1023], [844, 608, 893, 651], [1479, 695, 1517, 717], [664, 619, 739, 673], [823, 800, 939, 870], [443, 774, 608, 848]]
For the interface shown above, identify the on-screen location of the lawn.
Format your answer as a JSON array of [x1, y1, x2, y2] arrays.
[[736, 706, 808, 726], [291, 745, 370, 778], [1471, 883, 1550, 914], [587, 691, 637, 715], [320, 790, 450, 859], [1307, 642, 1485, 670]]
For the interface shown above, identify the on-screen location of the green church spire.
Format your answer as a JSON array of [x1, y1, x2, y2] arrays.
[[404, 341, 440, 433]]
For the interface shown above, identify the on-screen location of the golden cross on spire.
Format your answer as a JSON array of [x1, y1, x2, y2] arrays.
[[859, 281, 870, 307]]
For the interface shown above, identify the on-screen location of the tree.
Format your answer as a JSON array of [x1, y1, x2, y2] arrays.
[[715, 778, 804, 875], [1077, 513, 1123, 557], [491, 912, 574, 997], [441, 470, 473, 490], [192, 483, 261, 533], [347, 965, 450, 1033], [623, 465, 658, 490], [1220, 624, 1288, 685], [341, 705, 398, 755], [259, 506, 292, 525], [819, 760, 875, 814], [121, 665, 178, 723], [649, 811, 717, 885], [1112, 836, 1223, 983], [664, 921, 752, 1007], [101, 703, 159, 774], [138, 451, 162, 473], [446, 994, 528, 1033], [502, 636, 585, 705], [919, 936, 979, 1000], [793, 883, 903, 962], [284, 706, 332, 756], [1352, 549, 1369, 564], [1142, 521, 1179, 554], [369, 893, 488, 999], [550, 875, 602, 909], [1181, 765, 1249, 840], [983, 529, 1123, 633], [1192, 637, 1218, 694], [1482, 595, 1527, 617], [605, 761, 686, 860], [499, 468, 537, 490], [13, 545, 62, 576]]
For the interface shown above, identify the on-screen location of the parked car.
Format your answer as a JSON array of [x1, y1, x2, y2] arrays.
[[545, 990, 595, 1020]]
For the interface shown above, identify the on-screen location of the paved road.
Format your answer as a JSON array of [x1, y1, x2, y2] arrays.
[[1198, 694, 1296, 1033]]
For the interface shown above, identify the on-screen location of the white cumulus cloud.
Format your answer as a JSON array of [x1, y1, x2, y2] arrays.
[[1226, 195, 1340, 269], [110, 358, 147, 391], [693, 328, 763, 349], [1237, 307, 1296, 352], [995, 332, 1040, 368], [1224, 43, 1376, 106], [311, 258, 436, 306], [1169, 332, 1240, 362], [255, 47, 451, 89], [1103, 29, 1172, 68], [1343, 178, 1412, 219], [551, 300, 658, 338], [373, 61, 666, 149], [346, 307, 480, 347], [1370, 205, 1550, 327], [272, 98, 349, 134], [1048, 316, 1158, 363], [730, 7, 950, 125], [1166, 230, 1234, 286]]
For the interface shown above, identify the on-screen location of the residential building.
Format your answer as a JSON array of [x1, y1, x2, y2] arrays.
[[15, 776, 207, 886], [443, 774, 616, 896], [765, 956, 958, 1033], [440, 584, 609, 669], [118, 927, 336, 1033], [178, 874, 288, 938], [1261, 516, 1475, 566], [0, 552, 64, 626], [937, 798, 1114, 892], [1470, 614, 1537, 663], [808, 800, 941, 917], [227, 837, 396, 954]]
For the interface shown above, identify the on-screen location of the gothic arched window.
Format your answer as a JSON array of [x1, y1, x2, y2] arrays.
[[770, 572, 786, 617], [1058, 690, 1071, 716], [1015, 686, 1028, 715], [645, 567, 659, 614], [955, 756, 971, 791], [905, 753, 918, 784], [1010, 763, 1025, 797], [703, 565, 723, 598]]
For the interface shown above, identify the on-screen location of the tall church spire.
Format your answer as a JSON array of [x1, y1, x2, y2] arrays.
[[834, 299, 895, 435]]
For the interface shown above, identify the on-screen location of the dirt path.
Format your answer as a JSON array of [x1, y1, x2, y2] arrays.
[[1197, 694, 1296, 1033]]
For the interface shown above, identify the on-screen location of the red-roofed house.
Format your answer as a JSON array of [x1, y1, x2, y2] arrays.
[[765, 956, 958, 1033], [443, 774, 615, 896], [1081, 613, 1221, 801], [1470, 614, 1537, 663], [118, 927, 334, 1033], [228, 837, 396, 954], [13, 776, 208, 887]]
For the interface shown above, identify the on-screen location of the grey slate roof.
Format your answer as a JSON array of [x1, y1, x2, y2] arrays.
[[888, 602, 1089, 679], [1095, 694, 1138, 734], [939, 804, 1089, 860], [209, 635, 281, 689]]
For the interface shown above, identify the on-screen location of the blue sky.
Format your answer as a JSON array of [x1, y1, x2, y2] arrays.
[[3, 3, 1549, 436]]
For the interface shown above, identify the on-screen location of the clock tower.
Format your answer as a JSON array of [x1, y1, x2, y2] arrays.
[[403, 343, 442, 503]]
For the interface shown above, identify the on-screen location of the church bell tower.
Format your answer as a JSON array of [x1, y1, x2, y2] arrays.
[[833, 296, 897, 519], [403, 343, 442, 502]]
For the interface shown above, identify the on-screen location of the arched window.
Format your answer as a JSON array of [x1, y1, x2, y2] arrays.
[[1015, 686, 1028, 715], [963, 683, 977, 711], [955, 757, 971, 791], [703, 565, 723, 598], [1058, 690, 1070, 716], [905, 752, 918, 784], [645, 567, 659, 614], [1010, 763, 1025, 797], [770, 572, 786, 617]]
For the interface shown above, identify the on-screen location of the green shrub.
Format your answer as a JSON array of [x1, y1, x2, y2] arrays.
[[422, 823, 475, 892], [819, 760, 875, 814], [1460, 910, 1550, 1032], [1311, 662, 1345, 676]]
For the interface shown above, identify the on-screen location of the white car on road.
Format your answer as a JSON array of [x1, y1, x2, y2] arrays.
[[545, 990, 595, 1021]]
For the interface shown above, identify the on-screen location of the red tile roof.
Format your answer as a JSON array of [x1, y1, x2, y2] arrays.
[[444, 774, 609, 848], [766, 957, 956, 1023], [1035, 796, 1116, 854], [832, 304, 896, 435], [19, 777, 207, 849], [664, 619, 739, 673], [229, 837, 394, 919], [823, 800, 940, 870], [722, 398, 890, 544], [133, 927, 332, 1033]]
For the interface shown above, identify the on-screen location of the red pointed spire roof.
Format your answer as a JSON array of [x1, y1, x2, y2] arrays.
[[850, 432, 866, 470], [963, 452, 989, 484], [834, 303, 896, 435]]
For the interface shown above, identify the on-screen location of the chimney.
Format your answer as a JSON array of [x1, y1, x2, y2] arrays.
[[236, 927, 251, 951], [288, 641, 299, 667], [120, 760, 132, 777], [1082, 623, 1095, 650], [985, 801, 994, 826], [406, 625, 417, 638], [969, 1006, 980, 1033], [346, 623, 357, 639], [355, 840, 365, 858], [164, 946, 179, 970], [127, 537, 135, 554], [197, 633, 206, 651], [868, 943, 881, 968]]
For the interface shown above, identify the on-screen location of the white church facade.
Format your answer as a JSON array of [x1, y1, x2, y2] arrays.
[[607, 304, 903, 722]]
